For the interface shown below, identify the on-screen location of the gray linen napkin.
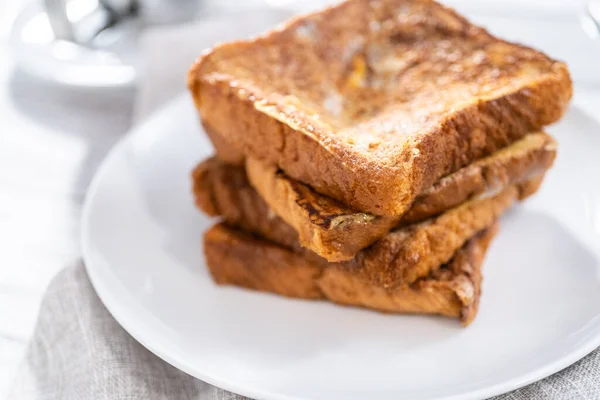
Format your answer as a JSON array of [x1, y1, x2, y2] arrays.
[[9, 13, 600, 400], [9, 264, 247, 400]]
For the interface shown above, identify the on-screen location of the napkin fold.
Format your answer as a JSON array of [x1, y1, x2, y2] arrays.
[[9, 9, 600, 400]]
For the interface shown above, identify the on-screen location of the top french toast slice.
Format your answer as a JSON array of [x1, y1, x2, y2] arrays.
[[188, 0, 571, 216]]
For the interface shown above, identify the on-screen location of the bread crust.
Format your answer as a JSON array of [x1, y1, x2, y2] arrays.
[[192, 158, 300, 251], [346, 186, 515, 287], [204, 223, 498, 325], [189, 0, 572, 216]]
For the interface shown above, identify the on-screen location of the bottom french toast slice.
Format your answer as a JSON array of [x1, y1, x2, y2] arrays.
[[193, 159, 539, 288], [204, 223, 498, 326]]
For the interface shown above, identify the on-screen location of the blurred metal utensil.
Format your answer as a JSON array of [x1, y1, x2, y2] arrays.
[[11, 0, 202, 87], [100, 0, 137, 17], [44, 0, 124, 43], [11, 0, 303, 87], [44, 0, 200, 43]]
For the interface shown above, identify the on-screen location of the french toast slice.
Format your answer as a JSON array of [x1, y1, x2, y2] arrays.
[[192, 136, 550, 263], [189, 0, 571, 216], [204, 223, 498, 325], [193, 161, 528, 287], [245, 132, 555, 261]]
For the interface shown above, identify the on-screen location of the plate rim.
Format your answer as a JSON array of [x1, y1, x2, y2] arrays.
[[81, 94, 600, 400]]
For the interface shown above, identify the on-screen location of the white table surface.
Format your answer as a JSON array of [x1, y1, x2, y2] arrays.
[[1, 0, 600, 398]]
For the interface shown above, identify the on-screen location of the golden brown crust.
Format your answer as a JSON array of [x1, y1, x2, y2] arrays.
[[244, 132, 555, 260], [401, 132, 556, 223], [346, 186, 515, 288], [203, 223, 498, 325], [427, 223, 496, 324], [204, 224, 323, 299], [245, 157, 399, 261], [192, 158, 300, 251], [193, 160, 526, 287], [202, 121, 245, 166], [516, 173, 545, 200], [189, 0, 572, 216]]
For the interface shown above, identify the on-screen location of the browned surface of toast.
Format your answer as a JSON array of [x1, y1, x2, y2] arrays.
[[204, 223, 498, 325], [245, 132, 555, 260], [204, 224, 323, 299], [516, 173, 545, 200], [193, 160, 527, 287], [401, 132, 555, 222], [345, 186, 515, 287], [189, 0, 571, 216], [203, 122, 245, 165], [192, 158, 300, 251], [245, 156, 397, 261]]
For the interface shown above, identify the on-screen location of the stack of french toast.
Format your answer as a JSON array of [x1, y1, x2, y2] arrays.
[[188, 0, 572, 325]]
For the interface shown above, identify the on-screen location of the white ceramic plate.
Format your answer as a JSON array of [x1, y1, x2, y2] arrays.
[[82, 95, 600, 400]]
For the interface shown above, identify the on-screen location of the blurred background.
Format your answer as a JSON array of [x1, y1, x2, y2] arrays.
[[1, 0, 600, 397]]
